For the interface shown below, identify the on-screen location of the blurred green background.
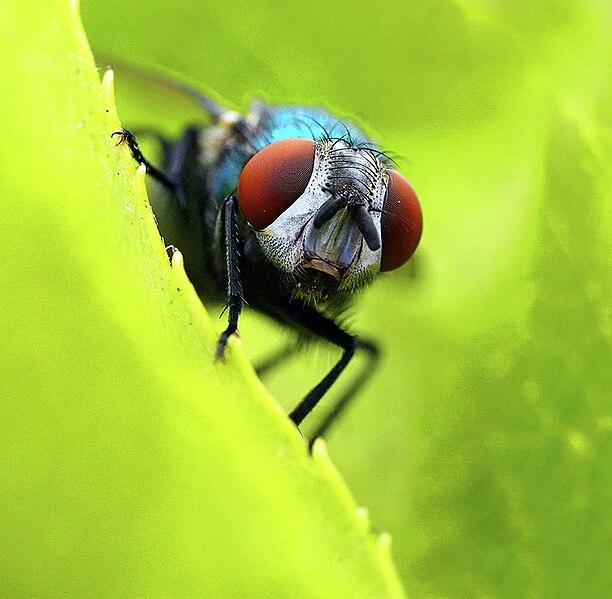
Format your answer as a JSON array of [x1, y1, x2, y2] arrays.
[[1, 0, 609, 597], [81, 0, 611, 595]]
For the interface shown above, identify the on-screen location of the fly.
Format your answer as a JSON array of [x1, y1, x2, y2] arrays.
[[112, 72, 423, 447]]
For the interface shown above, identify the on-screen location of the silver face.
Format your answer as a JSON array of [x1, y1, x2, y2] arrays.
[[253, 139, 389, 301]]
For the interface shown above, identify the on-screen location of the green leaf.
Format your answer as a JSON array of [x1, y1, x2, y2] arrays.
[[4, 0, 610, 596], [81, 0, 611, 596], [0, 1, 406, 597]]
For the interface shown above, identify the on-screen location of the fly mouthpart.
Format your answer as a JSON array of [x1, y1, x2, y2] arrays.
[[304, 257, 340, 279]]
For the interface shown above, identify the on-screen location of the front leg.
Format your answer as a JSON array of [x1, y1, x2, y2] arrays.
[[308, 339, 379, 442], [215, 195, 244, 359], [112, 128, 193, 211], [271, 301, 379, 446], [112, 129, 177, 192]]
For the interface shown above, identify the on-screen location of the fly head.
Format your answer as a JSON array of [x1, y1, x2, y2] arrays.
[[237, 137, 422, 303]]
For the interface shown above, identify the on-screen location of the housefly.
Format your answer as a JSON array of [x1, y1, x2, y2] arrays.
[[112, 72, 423, 446]]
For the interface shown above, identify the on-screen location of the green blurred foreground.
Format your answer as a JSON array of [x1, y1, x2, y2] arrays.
[[1, 0, 610, 597], [0, 1, 405, 597]]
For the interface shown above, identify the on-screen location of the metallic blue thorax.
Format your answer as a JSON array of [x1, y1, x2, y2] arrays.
[[208, 105, 371, 202]]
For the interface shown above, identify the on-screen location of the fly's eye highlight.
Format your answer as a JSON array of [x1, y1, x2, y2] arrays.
[[380, 170, 423, 272], [238, 138, 315, 229]]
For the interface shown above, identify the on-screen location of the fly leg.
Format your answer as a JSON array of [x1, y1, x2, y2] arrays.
[[112, 128, 176, 190], [273, 301, 379, 446], [215, 195, 244, 359], [112, 128, 196, 212], [309, 339, 379, 442], [160, 128, 200, 213]]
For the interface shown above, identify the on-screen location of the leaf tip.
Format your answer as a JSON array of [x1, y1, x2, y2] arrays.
[[355, 505, 371, 534], [311, 437, 329, 462], [102, 66, 114, 90], [100, 67, 122, 131], [170, 247, 185, 271], [377, 531, 393, 556]]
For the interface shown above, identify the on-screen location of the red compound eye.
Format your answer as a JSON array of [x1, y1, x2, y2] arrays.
[[237, 138, 315, 229], [380, 170, 423, 272]]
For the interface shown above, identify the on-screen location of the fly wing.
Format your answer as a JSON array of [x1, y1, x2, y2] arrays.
[[97, 55, 235, 123]]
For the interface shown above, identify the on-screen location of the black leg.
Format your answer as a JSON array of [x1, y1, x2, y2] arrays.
[[215, 195, 244, 359], [288, 338, 356, 427], [113, 128, 198, 214], [309, 339, 379, 443], [161, 128, 200, 212], [269, 301, 379, 446], [112, 129, 177, 192]]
